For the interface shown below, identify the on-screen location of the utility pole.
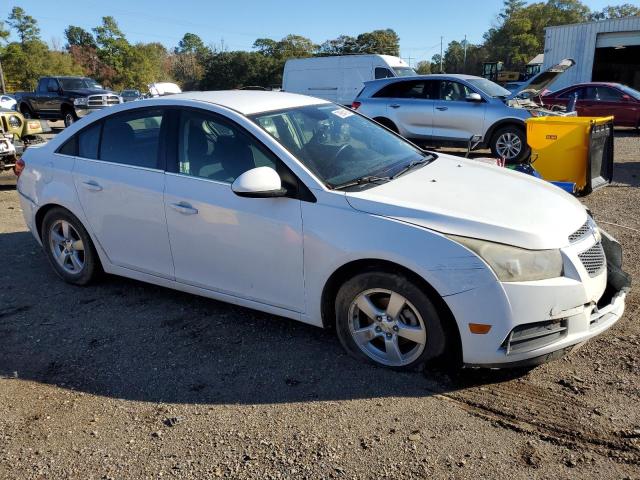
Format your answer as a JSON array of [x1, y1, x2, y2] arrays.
[[0, 58, 5, 94], [440, 36, 443, 73], [463, 34, 468, 74]]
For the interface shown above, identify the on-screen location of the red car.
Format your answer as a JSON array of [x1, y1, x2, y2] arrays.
[[542, 82, 640, 128]]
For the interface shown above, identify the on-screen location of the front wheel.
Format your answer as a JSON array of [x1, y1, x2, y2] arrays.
[[41, 208, 100, 285], [63, 109, 77, 128], [335, 271, 448, 370], [490, 125, 529, 164]]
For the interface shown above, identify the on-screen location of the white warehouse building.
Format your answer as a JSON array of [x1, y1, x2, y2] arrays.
[[542, 17, 640, 91]]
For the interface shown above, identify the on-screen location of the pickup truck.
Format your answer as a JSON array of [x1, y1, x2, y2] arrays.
[[15, 76, 122, 127]]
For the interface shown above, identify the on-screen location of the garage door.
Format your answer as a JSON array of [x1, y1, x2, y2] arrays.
[[596, 31, 640, 48]]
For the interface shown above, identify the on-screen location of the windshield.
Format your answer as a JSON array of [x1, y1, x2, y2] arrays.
[[251, 104, 429, 188], [467, 78, 511, 98], [58, 78, 101, 90], [393, 67, 418, 77], [619, 84, 640, 100]]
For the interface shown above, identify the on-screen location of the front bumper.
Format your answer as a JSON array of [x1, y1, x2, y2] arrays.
[[446, 228, 630, 368], [75, 106, 107, 118]]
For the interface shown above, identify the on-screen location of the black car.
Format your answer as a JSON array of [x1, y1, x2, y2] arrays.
[[15, 77, 122, 127]]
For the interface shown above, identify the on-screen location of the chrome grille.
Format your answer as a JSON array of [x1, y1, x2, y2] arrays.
[[569, 220, 590, 243], [87, 94, 121, 107], [578, 241, 606, 277]]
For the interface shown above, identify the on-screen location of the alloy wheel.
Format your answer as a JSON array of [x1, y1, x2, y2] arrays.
[[348, 288, 427, 367], [49, 220, 85, 274], [495, 132, 522, 160]]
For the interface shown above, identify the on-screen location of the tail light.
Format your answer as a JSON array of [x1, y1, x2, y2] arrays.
[[351, 101, 361, 110], [14, 157, 24, 177]]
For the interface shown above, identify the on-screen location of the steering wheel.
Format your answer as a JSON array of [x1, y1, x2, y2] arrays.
[[332, 144, 353, 162]]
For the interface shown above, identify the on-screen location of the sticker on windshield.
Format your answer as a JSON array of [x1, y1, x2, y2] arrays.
[[331, 109, 354, 119]]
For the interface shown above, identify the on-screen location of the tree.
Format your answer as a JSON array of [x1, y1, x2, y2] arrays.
[[354, 29, 400, 56], [318, 35, 358, 55], [64, 25, 96, 49], [175, 32, 208, 56], [0, 21, 9, 44], [590, 3, 640, 20], [415, 61, 432, 74], [7, 7, 40, 44]]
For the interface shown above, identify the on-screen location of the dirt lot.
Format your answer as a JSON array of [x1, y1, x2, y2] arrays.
[[0, 132, 639, 479]]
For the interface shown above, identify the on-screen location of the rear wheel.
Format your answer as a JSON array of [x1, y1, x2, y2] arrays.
[[41, 208, 100, 285], [490, 125, 529, 163], [335, 271, 448, 371]]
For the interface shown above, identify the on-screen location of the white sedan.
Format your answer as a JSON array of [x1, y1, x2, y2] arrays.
[[15, 91, 629, 370]]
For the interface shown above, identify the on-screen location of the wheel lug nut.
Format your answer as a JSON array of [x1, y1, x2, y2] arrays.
[[375, 326, 381, 333], [376, 316, 382, 322], [393, 326, 399, 332], [386, 333, 392, 339]]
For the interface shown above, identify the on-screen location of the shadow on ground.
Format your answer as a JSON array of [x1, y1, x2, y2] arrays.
[[0, 231, 526, 406]]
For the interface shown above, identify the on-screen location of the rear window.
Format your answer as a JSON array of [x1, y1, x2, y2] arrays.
[[78, 123, 101, 159], [373, 80, 434, 99], [99, 109, 164, 169]]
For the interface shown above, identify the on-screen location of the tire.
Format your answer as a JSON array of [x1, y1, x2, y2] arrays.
[[41, 207, 101, 285], [374, 117, 399, 133], [335, 271, 448, 371], [63, 108, 77, 128], [490, 125, 529, 164], [20, 104, 36, 119]]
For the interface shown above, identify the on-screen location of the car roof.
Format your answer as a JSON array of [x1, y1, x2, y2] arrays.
[[169, 90, 330, 115], [364, 73, 483, 86]]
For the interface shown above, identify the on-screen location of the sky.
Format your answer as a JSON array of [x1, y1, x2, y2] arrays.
[[1, 0, 617, 65]]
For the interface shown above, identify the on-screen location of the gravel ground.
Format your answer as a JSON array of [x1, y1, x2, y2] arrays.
[[0, 130, 639, 479]]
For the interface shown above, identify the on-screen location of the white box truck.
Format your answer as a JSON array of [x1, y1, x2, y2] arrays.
[[282, 54, 416, 105]]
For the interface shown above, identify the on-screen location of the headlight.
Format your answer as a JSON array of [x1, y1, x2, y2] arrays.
[[8, 115, 21, 128], [73, 97, 88, 106], [449, 235, 563, 282]]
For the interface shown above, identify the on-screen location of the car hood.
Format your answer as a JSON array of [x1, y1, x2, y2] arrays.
[[344, 154, 587, 250], [66, 88, 116, 97], [507, 58, 575, 100]]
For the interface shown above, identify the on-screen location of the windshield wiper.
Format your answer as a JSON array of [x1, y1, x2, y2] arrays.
[[391, 155, 434, 179], [331, 175, 391, 190]]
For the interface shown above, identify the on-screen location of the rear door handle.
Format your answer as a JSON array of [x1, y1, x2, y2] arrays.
[[389, 104, 401, 109], [170, 202, 198, 215], [82, 180, 102, 192], [436, 106, 448, 111]]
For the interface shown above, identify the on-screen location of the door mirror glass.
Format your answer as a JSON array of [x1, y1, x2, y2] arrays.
[[231, 166, 286, 198], [466, 92, 482, 102]]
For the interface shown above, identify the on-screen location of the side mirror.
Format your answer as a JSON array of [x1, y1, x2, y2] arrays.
[[466, 93, 482, 102], [621, 94, 632, 102], [231, 166, 287, 198]]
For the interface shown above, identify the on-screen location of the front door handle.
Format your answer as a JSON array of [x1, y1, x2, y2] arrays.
[[82, 180, 102, 192], [436, 106, 448, 111], [170, 202, 198, 215], [389, 104, 401, 109]]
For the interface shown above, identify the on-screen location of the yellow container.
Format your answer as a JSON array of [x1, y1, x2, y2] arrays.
[[525, 116, 614, 194]]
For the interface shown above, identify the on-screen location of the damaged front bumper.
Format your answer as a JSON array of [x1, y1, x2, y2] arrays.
[[457, 228, 630, 368]]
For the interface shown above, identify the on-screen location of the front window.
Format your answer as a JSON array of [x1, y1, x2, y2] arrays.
[[467, 78, 511, 98], [251, 104, 431, 189], [177, 109, 276, 183], [437, 81, 474, 101], [375, 67, 394, 79], [393, 67, 418, 77]]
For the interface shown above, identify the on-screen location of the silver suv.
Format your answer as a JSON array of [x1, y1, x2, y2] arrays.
[[353, 68, 571, 163]]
